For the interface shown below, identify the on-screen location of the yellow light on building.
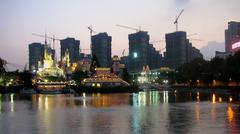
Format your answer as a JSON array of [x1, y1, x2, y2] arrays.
[[229, 97, 233, 102], [219, 97, 222, 103], [97, 83, 101, 88]]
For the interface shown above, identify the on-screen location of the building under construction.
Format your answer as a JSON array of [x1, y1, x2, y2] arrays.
[[91, 32, 112, 68], [165, 31, 203, 69], [128, 31, 163, 73]]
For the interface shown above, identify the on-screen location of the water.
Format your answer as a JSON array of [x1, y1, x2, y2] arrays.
[[0, 89, 240, 134]]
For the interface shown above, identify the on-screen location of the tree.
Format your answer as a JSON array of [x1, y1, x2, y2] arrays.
[[19, 71, 32, 88], [0, 58, 6, 74], [122, 68, 130, 82], [72, 71, 88, 84]]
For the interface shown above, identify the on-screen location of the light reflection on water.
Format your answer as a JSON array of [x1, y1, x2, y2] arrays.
[[0, 90, 240, 134]]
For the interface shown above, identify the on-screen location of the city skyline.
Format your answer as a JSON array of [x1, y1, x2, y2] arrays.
[[0, 0, 239, 70]]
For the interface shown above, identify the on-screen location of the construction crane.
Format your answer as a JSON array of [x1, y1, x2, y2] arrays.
[[32, 33, 61, 50], [87, 25, 96, 36], [187, 33, 197, 37], [116, 24, 142, 32], [122, 49, 125, 57], [189, 38, 204, 42], [149, 40, 166, 44], [174, 9, 184, 32], [87, 25, 96, 56]]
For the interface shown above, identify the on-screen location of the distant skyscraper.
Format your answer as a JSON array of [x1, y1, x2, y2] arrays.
[[60, 38, 80, 63], [128, 31, 162, 72], [165, 31, 202, 69], [91, 32, 112, 67], [29, 42, 44, 71], [225, 21, 240, 53]]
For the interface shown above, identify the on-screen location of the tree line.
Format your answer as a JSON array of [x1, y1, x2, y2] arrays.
[[171, 51, 240, 86]]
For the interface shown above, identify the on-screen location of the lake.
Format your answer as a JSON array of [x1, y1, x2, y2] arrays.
[[0, 89, 240, 134]]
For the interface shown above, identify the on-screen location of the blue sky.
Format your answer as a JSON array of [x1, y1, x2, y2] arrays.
[[0, 0, 239, 70]]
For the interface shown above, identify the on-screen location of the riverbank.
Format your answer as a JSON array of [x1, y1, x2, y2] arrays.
[[1, 85, 240, 94], [71, 85, 141, 93], [0, 85, 141, 94], [172, 85, 240, 91]]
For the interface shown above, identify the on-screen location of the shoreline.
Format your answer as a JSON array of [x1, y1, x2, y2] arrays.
[[1, 85, 240, 94]]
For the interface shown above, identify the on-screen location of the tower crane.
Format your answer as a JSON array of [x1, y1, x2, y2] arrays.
[[116, 24, 142, 32], [32, 33, 61, 50], [174, 9, 184, 32], [87, 25, 97, 56], [87, 25, 96, 36], [189, 38, 204, 42], [122, 49, 125, 57]]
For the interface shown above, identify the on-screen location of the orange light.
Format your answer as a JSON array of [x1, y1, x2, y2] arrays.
[[212, 93, 216, 104], [229, 97, 233, 102]]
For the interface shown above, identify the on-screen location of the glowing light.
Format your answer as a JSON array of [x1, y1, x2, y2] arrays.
[[197, 92, 200, 102], [227, 106, 234, 125], [83, 93, 86, 98], [195, 103, 200, 124], [45, 96, 48, 110], [38, 96, 42, 110], [133, 52, 138, 58], [212, 93, 216, 104], [97, 83, 101, 88], [219, 97, 222, 103], [232, 41, 240, 49], [83, 98, 86, 108], [229, 97, 233, 102], [10, 94, 14, 112], [163, 91, 168, 103]]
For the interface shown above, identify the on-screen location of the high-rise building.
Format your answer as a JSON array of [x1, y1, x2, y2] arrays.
[[225, 21, 240, 53], [60, 38, 80, 64], [165, 31, 202, 69], [129, 31, 149, 72], [91, 32, 112, 67], [128, 31, 162, 72], [166, 31, 187, 69], [29, 43, 45, 71]]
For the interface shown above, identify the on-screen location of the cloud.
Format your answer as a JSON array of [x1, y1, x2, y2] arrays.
[[200, 41, 225, 60]]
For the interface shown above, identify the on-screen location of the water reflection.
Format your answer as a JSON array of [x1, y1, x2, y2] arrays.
[[10, 93, 14, 112], [0, 90, 239, 133], [0, 94, 1, 113], [212, 93, 216, 104]]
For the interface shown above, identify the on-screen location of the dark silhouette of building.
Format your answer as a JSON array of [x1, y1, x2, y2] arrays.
[[166, 31, 202, 69], [91, 32, 112, 67], [60, 38, 80, 63], [225, 21, 240, 53], [29, 42, 44, 71], [128, 31, 162, 72]]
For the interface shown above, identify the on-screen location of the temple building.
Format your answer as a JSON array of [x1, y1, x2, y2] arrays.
[[82, 68, 129, 88]]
